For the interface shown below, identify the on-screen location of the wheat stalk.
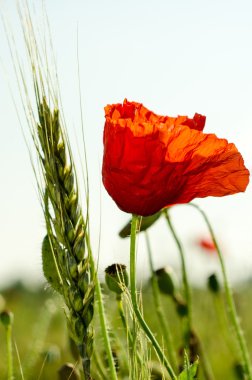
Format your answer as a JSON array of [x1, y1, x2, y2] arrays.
[[2, 2, 96, 378], [37, 97, 95, 379]]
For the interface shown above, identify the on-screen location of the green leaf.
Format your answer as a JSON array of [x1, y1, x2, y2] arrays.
[[118, 211, 162, 238], [178, 358, 199, 380]]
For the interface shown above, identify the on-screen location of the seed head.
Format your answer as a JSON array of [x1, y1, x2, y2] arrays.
[[105, 264, 129, 295]]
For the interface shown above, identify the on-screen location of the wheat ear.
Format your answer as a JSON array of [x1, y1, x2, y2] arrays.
[[37, 96, 95, 379]]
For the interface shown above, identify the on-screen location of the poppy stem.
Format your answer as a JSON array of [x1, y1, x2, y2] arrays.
[[164, 209, 216, 380], [0, 311, 14, 380], [130, 214, 177, 380], [189, 203, 252, 380], [145, 231, 178, 371], [163, 209, 192, 344], [7, 324, 13, 380]]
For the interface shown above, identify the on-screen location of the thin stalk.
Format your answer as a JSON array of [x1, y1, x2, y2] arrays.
[[197, 340, 215, 380], [85, 234, 117, 380], [189, 203, 252, 380], [92, 350, 107, 380], [116, 294, 142, 370], [145, 231, 178, 370], [116, 295, 131, 372], [6, 324, 13, 380], [212, 293, 237, 356], [163, 209, 192, 343], [164, 208, 215, 379], [130, 315, 138, 380], [14, 341, 24, 380], [117, 296, 128, 334], [130, 214, 177, 380], [95, 281, 118, 380]]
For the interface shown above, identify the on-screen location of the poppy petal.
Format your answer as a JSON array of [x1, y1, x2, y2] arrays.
[[102, 101, 249, 216]]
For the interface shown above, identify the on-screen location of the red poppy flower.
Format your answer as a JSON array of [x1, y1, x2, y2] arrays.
[[198, 238, 216, 253], [102, 99, 249, 216]]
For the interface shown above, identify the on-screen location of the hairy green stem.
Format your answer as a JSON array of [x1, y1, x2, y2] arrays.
[[116, 295, 131, 371], [6, 324, 13, 380], [164, 208, 215, 379], [85, 234, 117, 380], [163, 209, 192, 344], [130, 214, 177, 380], [189, 203, 252, 380], [145, 231, 178, 371], [95, 280, 118, 380], [116, 295, 142, 370], [197, 340, 215, 380], [212, 293, 236, 357]]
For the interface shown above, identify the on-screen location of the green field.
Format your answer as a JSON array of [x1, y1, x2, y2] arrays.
[[1, 280, 251, 379]]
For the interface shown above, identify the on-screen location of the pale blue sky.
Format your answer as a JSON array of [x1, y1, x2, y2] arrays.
[[1, 0, 252, 287]]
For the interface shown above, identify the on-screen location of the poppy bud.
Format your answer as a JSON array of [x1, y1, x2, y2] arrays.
[[0, 310, 14, 327], [105, 264, 129, 295], [207, 273, 220, 293], [58, 363, 80, 380], [175, 299, 188, 317], [155, 266, 176, 297], [233, 361, 245, 379]]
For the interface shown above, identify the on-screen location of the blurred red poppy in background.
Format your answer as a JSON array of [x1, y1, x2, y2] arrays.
[[198, 238, 217, 253], [102, 100, 249, 216]]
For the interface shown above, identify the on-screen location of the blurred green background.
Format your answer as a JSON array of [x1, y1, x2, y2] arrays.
[[1, 281, 251, 379]]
